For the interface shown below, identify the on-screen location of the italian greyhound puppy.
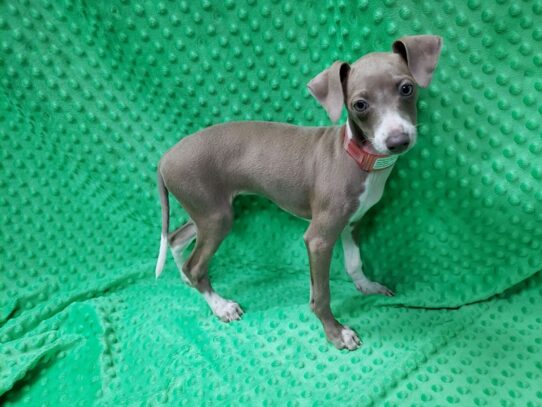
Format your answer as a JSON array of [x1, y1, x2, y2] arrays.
[[155, 35, 442, 350]]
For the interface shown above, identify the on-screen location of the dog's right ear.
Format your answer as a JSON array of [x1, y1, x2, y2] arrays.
[[307, 61, 350, 123]]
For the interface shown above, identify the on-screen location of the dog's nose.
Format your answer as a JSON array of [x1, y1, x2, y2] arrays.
[[385, 131, 410, 153]]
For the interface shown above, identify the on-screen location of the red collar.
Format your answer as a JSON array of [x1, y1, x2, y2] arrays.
[[342, 124, 398, 172]]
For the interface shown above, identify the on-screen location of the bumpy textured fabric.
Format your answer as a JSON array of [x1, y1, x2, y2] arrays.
[[1, 1, 541, 405]]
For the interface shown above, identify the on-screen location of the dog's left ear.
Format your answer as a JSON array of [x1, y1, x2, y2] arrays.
[[307, 61, 350, 123], [392, 35, 443, 88]]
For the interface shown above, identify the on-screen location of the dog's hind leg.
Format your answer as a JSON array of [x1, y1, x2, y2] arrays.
[[182, 204, 243, 322], [168, 220, 197, 285]]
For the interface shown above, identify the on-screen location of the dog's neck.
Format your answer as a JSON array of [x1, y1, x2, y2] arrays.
[[346, 117, 367, 144], [343, 121, 398, 172]]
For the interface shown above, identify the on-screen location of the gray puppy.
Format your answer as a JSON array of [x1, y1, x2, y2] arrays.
[[155, 35, 442, 350]]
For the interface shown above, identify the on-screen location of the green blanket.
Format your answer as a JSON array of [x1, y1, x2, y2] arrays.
[[1, 1, 541, 405]]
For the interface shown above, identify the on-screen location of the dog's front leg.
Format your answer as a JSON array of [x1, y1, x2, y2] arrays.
[[304, 217, 361, 350], [341, 225, 394, 296]]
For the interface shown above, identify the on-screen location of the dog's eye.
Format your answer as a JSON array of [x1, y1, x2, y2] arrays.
[[399, 83, 414, 96], [352, 100, 369, 112]]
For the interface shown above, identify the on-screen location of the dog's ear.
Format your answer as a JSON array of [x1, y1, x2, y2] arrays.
[[307, 61, 350, 123], [392, 35, 443, 88]]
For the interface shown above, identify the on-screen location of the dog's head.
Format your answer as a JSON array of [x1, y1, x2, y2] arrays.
[[308, 35, 442, 155]]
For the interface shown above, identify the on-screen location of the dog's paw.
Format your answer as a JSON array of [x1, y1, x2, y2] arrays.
[[330, 326, 362, 351], [355, 280, 394, 296], [213, 300, 244, 323]]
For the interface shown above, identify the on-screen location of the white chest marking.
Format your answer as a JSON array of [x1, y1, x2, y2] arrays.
[[349, 165, 394, 223]]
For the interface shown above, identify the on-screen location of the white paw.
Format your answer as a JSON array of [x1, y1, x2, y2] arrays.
[[203, 291, 243, 322], [212, 300, 244, 323], [336, 326, 361, 350], [355, 280, 394, 296]]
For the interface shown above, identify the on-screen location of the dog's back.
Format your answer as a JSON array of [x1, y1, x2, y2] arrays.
[[159, 121, 334, 217]]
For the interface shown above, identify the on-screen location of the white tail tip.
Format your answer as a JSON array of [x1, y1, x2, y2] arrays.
[[155, 234, 168, 278]]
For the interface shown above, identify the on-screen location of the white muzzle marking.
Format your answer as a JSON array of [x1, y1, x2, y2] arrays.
[[372, 111, 416, 155]]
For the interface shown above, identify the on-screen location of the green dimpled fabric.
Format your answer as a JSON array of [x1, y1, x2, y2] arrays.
[[1, 0, 542, 405]]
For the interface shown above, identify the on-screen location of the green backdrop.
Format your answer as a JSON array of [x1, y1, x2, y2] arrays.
[[1, 0, 541, 405]]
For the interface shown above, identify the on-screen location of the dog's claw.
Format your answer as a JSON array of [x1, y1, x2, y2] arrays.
[[355, 280, 394, 296], [331, 326, 361, 351], [215, 301, 244, 323]]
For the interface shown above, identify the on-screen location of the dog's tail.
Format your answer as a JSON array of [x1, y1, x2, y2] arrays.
[[155, 166, 169, 278]]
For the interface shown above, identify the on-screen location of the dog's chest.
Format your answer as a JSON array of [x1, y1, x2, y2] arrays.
[[349, 166, 394, 223]]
